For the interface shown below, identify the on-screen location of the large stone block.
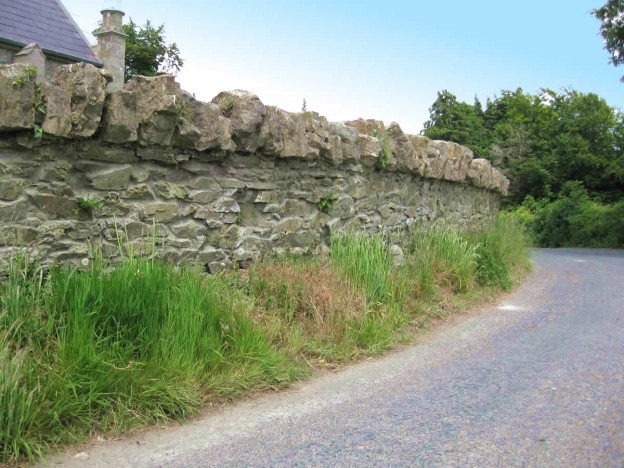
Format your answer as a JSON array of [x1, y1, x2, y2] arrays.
[[42, 63, 109, 138], [88, 166, 132, 190], [75, 141, 137, 163], [356, 135, 381, 166], [28, 192, 83, 219], [0, 64, 35, 131], [327, 195, 355, 219], [121, 184, 154, 200], [100, 75, 181, 145], [139, 203, 179, 223], [386, 123, 425, 175], [467, 158, 494, 189], [153, 182, 188, 200], [425, 140, 473, 183], [491, 167, 510, 195], [327, 122, 360, 163], [0, 225, 37, 246], [174, 93, 235, 151], [0, 178, 27, 200], [260, 106, 312, 158], [345, 118, 385, 136], [211, 90, 266, 152]]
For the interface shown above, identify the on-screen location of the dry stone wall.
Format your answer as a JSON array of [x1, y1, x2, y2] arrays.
[[0, 63, 508, 271]]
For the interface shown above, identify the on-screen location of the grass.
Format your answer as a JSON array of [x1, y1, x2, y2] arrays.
[[407, 225, 479, 294], [0, 214, 531, 463], [0, 256, 300, 462], [248, 257, 368, 361]]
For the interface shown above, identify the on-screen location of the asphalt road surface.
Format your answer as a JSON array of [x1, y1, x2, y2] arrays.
[[47, 249, 624, 467]]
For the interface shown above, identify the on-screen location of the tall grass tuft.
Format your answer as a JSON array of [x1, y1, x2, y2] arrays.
[[0, 333, 40, 462], [408, 225, 479, 293], [470, 214, 532, 289], [330, 232, 393, 303], [329, 232, 413, 352]]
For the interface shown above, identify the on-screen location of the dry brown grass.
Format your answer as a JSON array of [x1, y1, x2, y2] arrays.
[[250, 261, 366, 341]]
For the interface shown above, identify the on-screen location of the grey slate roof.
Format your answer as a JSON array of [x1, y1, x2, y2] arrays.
[[0, 0, 102, 66]]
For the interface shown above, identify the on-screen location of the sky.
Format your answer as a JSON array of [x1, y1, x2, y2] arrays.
[[61, 0, 623, 135]]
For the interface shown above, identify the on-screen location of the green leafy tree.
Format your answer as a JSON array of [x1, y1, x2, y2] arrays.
[[423, 87, 624, 205], [593, 0, 624, 81], [547, 90, 620, 197], [124, 20, 184, 81], [422, 90, 491, 158], [423, 90, 469, 142]]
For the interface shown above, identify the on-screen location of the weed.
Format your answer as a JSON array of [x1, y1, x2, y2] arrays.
[[372, 129, 392, 169], [10, 67, 37, 88], [33, 83, 46, 116], [7, 69, 46, 138], [475, 241, 510, 289], [220, 96, 234, 115], [249, 258, 367, 359], [407, 225, 479, 293], [178, 100, 189, 118], [330, 232, 394, 304], [318, 195, 336, 214], [11, 77, 27, 88], [473, 213, 532, 285], [76, 196, 104, 213]]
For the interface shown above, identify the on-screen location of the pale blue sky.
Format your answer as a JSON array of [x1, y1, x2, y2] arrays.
[[63, 0, 622, 134]]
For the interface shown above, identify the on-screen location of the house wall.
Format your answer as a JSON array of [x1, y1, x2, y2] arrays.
[[44, 59, 66, 79], [0, 43, 79, 79], [0, 45, 14, 64]]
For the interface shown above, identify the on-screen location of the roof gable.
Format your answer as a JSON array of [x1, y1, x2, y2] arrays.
[[0, 0, 102, 66]]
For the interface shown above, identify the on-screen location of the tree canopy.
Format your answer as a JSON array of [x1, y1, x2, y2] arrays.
[[423, 88, 624, 247], [422, 88, 624, 205], [123, 20, 184, 81], [593, 0, 624, 81]]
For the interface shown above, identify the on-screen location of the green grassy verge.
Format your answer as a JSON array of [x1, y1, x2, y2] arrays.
[[0, 215, 531, 463]]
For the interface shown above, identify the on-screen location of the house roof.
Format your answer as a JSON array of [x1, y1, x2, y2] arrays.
[[0, 0, 102, 66]]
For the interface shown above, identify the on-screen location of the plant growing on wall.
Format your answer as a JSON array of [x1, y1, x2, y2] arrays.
[[76, 197, 104, 213], [318, 195, 337, 213], [220, 96, 235, 116], [10, 66, 37, 88], [32, 83, 46, 138], [372, 129, 392, 169]]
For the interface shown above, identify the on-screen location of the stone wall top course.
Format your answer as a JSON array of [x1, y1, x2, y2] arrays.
[[0, 63, 509, 195]]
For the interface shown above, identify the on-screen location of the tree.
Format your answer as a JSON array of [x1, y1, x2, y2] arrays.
[[593, 0, 624, 81], [422, 90, 470, 142], [123, 20, 184, 81], [423, 88, 624, 204], [422, 90, 491, 158]]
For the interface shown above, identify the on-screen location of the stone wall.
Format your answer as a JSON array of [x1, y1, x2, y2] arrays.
[[0, 63, 509, 271]]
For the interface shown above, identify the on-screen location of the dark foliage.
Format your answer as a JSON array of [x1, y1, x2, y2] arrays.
[[124, 20, 184, 80]]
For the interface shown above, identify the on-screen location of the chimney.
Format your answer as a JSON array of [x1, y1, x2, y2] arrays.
[[94, 8, 127, 91]]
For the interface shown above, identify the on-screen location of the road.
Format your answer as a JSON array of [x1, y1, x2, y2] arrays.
[[46, 249, 624, 467]]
